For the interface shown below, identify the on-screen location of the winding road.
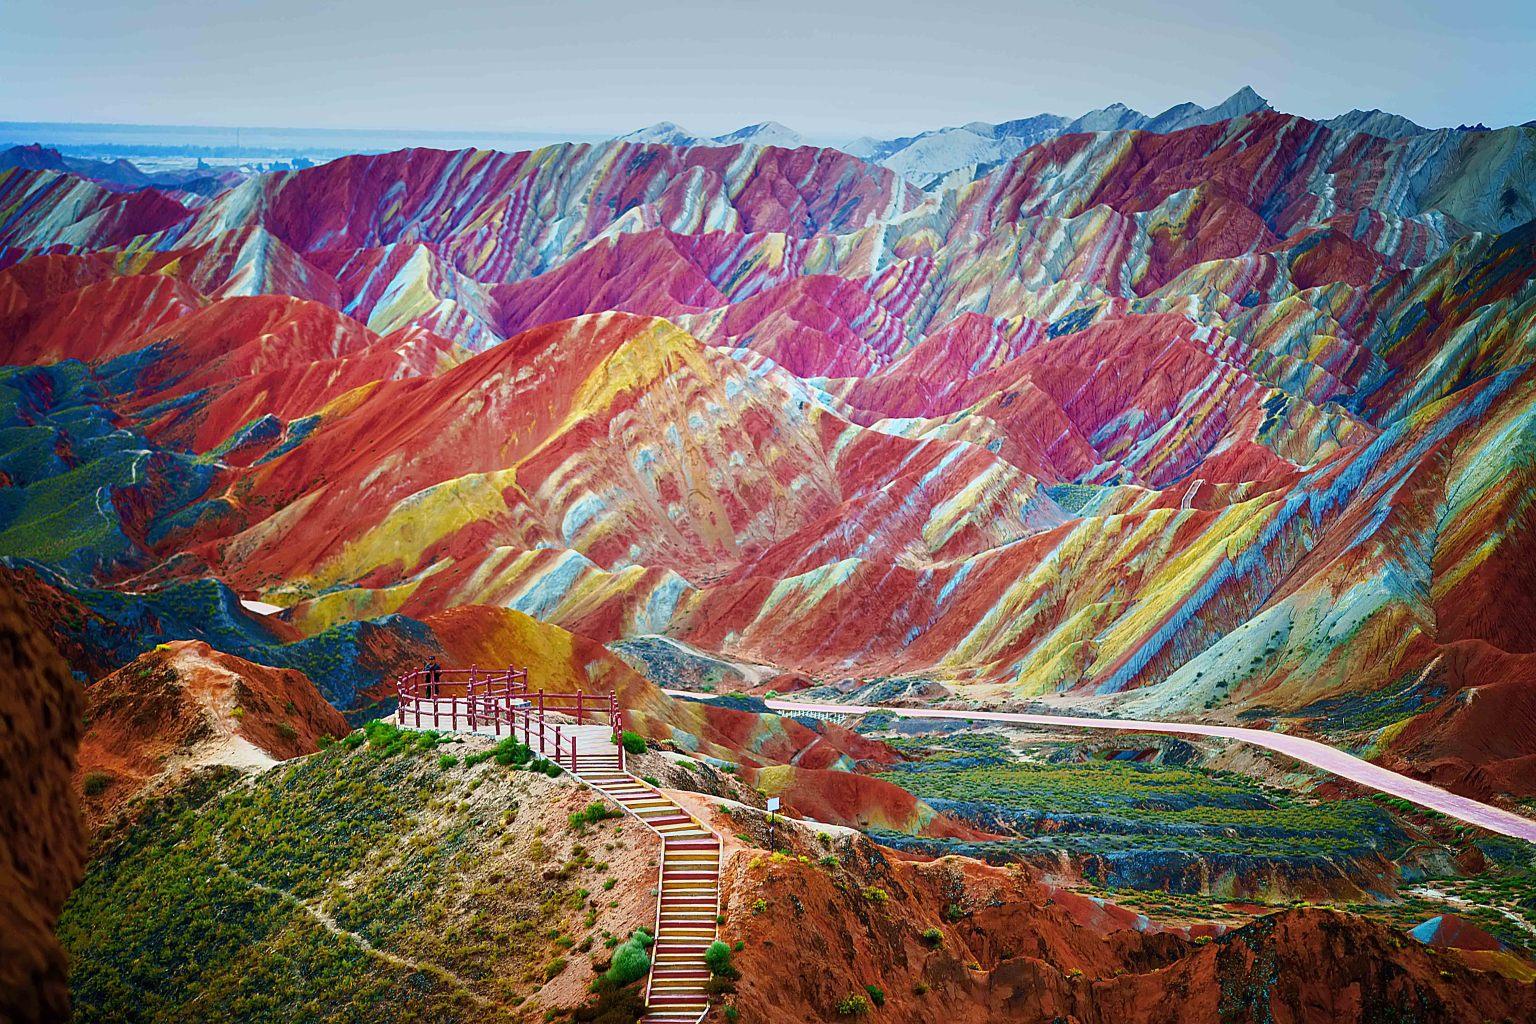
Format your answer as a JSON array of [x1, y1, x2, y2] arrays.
[[663, 690, 1536, 844]]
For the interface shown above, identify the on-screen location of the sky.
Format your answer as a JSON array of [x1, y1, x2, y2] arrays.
[[2, 0, 1532, 140]]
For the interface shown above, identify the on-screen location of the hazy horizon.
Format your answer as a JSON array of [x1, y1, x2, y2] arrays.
[[4, 1, 1533, 140]]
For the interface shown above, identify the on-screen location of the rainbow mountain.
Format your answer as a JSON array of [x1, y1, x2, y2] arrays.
[[2, 99, 1535, 804]]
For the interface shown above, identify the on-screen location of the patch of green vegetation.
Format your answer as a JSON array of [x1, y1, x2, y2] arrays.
[[603, 928, 653, 985], [876, 736, 1398, 859], [57, 739, 613, 1023], [704, 939, 737, 978], [835, 993, 870, 1016], [570, 801, 623, 830], [1292, 679, 1446, 734]]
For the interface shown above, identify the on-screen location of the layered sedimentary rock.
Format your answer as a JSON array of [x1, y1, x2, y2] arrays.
[[2, 107, 1534, 802], [76, 641, 351, 831]]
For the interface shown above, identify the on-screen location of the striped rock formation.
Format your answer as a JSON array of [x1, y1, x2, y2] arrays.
[[2, 107, 1535, 802]]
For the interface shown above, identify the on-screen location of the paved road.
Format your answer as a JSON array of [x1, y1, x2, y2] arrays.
[[663, 690, 1536, 843]]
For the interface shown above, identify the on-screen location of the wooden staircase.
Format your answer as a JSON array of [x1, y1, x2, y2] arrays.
[[575, 745, 720, 1023]]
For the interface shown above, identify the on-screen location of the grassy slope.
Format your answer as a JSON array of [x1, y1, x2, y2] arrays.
[[59, 727, 653, 1023]]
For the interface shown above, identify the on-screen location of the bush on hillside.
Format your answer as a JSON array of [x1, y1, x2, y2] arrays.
[[704, 939, 737, 978], [836, 993, 870, 1016], [570, 801, 623, 829], [605, 929, 653, 985]]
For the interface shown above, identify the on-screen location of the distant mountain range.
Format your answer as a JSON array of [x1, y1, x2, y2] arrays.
[[0, 143, 244, 195], [618, 88, 1459, 187]]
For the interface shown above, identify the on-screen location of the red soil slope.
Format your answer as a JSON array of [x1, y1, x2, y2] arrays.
[[75, 641, 350, 830], [721, 831, 1536, 1023]]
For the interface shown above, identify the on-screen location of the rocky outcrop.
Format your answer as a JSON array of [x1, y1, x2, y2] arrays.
[[719, 828, 1536, 1023], [76, 641, 351, 833], [0, 580, 84, 1024]]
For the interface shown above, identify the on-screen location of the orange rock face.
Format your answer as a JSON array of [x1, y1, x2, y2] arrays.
[[0, 580, 84, 1024], [721, 837, 1536, 1024], [75, 640, 350, 832]]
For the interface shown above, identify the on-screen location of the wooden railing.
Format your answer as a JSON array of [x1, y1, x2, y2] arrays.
[[394, 665, 627, 772]]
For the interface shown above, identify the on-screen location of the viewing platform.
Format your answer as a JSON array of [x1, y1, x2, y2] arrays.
[[395, 665, 626, 773]]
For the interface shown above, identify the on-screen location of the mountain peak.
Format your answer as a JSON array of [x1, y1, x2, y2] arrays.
[[617, 121, 705, 145], [1211, 86, 1271, 117], [1227, 85, 1269, 107], [712, 121, 806, 148]]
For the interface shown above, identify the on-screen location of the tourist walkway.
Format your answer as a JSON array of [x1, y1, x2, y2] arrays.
[[394, 670, 719, 1022]]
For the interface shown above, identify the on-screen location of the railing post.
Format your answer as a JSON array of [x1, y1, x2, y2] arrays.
[[554, 724, 562, 767], [577, 690, 583, 723], [468, 668, 478, 731], [432, 675, 440, 730], [537, 691, 545, 753]]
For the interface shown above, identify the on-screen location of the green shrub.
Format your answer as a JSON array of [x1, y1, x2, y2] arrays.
[[82, 771, 112, 797], [605, 930, 652, 985], [492, 736, 533, 767], [570, 802, 623, 829], [920, 927, 943, 947], [864, 984, 885, 1008], [861, 886, 889, 903], [619, 731, 647, 756], [723, 1006, 739, 1022], [642, 776, 660, 786], [437, 754, 459, 770], [704, 940, 737, 978], [275, 721, 299, 742], [835, 993, 870, 1016]]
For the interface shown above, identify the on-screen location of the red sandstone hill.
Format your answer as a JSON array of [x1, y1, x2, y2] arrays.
[[718, 825, 1536, 1023], [0, 580, 84, 1024], [74, 641, 350, 832]]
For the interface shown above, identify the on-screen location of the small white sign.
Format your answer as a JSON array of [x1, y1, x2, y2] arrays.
[[766, 797, 781, 813]]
